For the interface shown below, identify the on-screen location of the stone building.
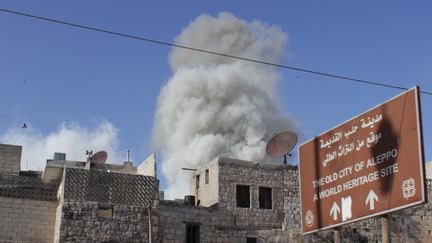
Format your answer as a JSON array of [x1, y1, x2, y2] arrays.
[[0, 144, 158, 242], [1, 143, 432, 242]]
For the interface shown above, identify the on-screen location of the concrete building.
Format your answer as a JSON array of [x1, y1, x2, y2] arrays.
[[1, 143, 432, 242]]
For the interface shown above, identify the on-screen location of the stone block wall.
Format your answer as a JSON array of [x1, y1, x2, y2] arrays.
[[158, 200, 216, 242], [193, 158, 219, 207], [138, 153, 156, 177], [159, 200, 267, 243], [0, 173, 59, 201], [217, 158, 285, 229], [192, 159, 432, 242], [282, 166, 302, 238], [59, 201, 157, 242], [0, 144, 21, 176], [0, 197, 57, 243], [58, 168, 159, 242]]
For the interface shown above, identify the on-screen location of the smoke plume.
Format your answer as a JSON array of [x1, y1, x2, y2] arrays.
[[152, 13, 297, 198], [0, 121, 123, 171]]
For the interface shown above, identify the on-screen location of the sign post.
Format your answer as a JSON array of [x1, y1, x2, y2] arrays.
[[381, 214, 390, 243], [333, 227, 341, 243], [299, 87, 426, 235]]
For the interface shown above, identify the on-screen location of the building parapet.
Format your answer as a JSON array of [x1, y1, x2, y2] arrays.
[[0, 173, 59, 201], [218, 156, 297, 170], [63, 168, 158, 207]]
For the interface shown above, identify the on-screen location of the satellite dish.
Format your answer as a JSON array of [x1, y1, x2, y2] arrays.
[[89, 150, 108, 164], [266, 131, 298, 164]]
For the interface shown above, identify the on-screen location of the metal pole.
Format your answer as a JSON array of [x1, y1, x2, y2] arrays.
[[381, 214, 391, 243], [148, 206, 153, 243], [333, 227, 341, 243]]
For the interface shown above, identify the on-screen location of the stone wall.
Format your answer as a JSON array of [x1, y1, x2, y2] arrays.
[[138, 153, 157, 177], [58, 168, 159, 242], [59, 200, 157, 242], [0, 144, 21, 176], [193, 158, 219, 207], [282, 166, 302, 240], [0, 173, 59, 201], [158, 200, 215, 242], [183, 158, 432, 242], [0, 197, 57, 243], [217, 158, 286, 229], [159, 200, 265, 243]]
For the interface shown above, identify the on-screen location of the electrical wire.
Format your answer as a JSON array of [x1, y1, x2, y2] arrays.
[[0, 7, 431, 96]]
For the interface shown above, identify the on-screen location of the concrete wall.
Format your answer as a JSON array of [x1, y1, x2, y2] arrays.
[[0, 197, 57, 243], [0, 144, 21, 176]]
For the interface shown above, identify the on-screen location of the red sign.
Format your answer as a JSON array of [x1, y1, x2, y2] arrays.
[[299, 87, 426, 234]]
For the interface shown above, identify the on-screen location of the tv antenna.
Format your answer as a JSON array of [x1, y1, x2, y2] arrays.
[[266, 131, 298, 164], [86, 150, 93, 157]]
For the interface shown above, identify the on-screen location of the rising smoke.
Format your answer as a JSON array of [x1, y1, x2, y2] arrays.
[[152, 13, 297, 199]]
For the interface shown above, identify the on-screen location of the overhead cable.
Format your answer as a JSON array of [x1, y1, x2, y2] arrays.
[[0, 8, 431, 96]]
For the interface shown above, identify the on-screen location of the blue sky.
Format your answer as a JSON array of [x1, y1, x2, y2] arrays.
[[1, 1, 431, 190]]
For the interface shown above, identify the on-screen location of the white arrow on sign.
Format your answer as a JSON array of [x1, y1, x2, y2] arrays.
[[365, 190, 379, 210], [330, 201, 340, 220]]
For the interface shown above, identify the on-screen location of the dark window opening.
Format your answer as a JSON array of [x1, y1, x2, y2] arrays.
[[63, 211, 74, 219], [205, 169, 209, 184], [259, 187, 272, 209], [236, 185, 250, 208], [196, 175, 200, 190], [186, 223, 200, 243], [247, 237, 257, 243]]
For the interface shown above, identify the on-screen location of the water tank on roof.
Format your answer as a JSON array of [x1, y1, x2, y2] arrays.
[[184, 195, 196, 206], [54, 152, 66, 161]]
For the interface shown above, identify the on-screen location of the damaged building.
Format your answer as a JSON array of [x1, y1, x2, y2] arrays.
[[1, 143, 432, 242]]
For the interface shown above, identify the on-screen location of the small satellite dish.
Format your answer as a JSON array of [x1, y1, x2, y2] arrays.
[[266, 131, 298, 164], [89, 150, 108, 164]]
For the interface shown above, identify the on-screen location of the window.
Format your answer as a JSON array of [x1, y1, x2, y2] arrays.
[[259, 187, 272, 209], [97, 206, 113, 219], [205, 169, 209, 185], [63, 211, 74, 219], [196, 175, 200, 190], [185, 223, 200, 243], [236, 185, 250, 208], [246, 237, 257, 243]]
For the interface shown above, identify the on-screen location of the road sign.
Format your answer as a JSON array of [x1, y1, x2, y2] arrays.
[[299, 87, 426, 234]]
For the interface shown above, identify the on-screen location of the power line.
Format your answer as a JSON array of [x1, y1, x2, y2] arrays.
[[1, 7, 431, 96]]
